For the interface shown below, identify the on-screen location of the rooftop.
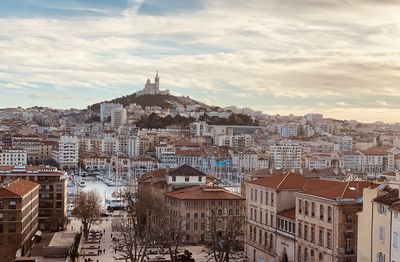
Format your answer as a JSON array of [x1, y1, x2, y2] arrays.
[[0, 178, 38, 198], [165, 185, 245, 200]]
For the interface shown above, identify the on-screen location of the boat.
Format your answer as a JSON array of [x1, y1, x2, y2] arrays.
[[79, 180, 86, 187]]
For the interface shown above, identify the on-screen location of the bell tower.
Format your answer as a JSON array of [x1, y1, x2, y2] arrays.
[[155, 70, 160, 91]]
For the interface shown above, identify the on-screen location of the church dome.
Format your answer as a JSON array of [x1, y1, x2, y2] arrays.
[[146, 79, 151, 84]]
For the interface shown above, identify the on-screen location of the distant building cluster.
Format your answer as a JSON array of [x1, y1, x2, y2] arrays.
[[1, 73, 400, 261]]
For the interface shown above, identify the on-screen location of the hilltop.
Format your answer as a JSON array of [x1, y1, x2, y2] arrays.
[[88, 93, 208, 112]]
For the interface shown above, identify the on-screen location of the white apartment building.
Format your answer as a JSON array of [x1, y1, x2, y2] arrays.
[[155, 143, 176, 160], [54, 135, 79, 169], [100, 103, 123, 123], [217, 134, 253, 148], [0, 148, 27, 166], [338, 135, 353, 152], [230, 149, 258, 172], [278, 124, 299, 138], [128, 136, 140, 158], [111, 107, 127, 127], [271, 141, 302, 170]]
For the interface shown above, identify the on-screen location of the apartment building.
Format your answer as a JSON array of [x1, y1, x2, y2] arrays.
[[165, 185, 245, 244], [295, 181, 371, 262], [358, 186, 400, 262], [230, 149, 258, 172], [53, 135, 79, 170], [100, 103, 123, 123], [271, 141, 302, 170], [111, 107, 127, 127], [0, 179, 39, 255], [0, 148, 27, 166], [11, 136, 41, 164], [278, 124, 299, 138], [0, 165, 67, 231]]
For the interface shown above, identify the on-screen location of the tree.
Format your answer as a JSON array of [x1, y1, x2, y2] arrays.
[[115, 189, 184, 262], [72, 191, 102, 240], [205, 214, 246, 262]]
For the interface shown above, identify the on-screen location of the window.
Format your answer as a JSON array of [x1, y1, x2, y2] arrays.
[[201, 222, 205, 230], [198, 176, 202, 182], [311, 226, 315, 243], [56, 184, 62, 192], [0, 201, 3, 209], [260, 190, 263, 204], [319, 229, 324, 246], [194, 213, 198, 219], [201, 213, 205, 219], [378, 205, 387, 215], [0, 213, 3, 221], [9, 201, 16, 209], [304, 248, 308, 262], [186, 235, 190, 242], [236, 209, 240, 216], [320, 205, 324, 220], [9, 224, 16, 233], [379, 226, 385, 243], [345, 213, 353, 223], [345, 232, 353, 253], [200, 234, 204, 242], [395, 211, 399, 219], [259, 210, 262, 223], [377, 252, 385, 262], [393, 232, 399, 249], [251, 188, 254, 201], [259, 230, 262, 244], [172, 176, 176, 182], [0, 224, 2, 233], [297, 200, 303, 216], [186, 223, 190, 230], [271, 193, 274, 206], [269, 233, 273, 249], [264, 232, 268, 246], [218, 209, 223, 216], [194, 223, 198, 230], [186, 213, 190, 219], [298, 223, 302, 238], [328, 207, 332, 223], [270, 214, 274, 227], [266, 191, 269, 205], [185, 176, 189, 182], [319, 253, 323, 261], [249, 226, 253, 241], [327, 231, 332, 249], [305, 201, 309, 216], [311, 202, 315, 217], [255, 189, 258, 201]]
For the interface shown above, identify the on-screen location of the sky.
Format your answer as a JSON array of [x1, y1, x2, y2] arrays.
[[1, 0, 400, 123]]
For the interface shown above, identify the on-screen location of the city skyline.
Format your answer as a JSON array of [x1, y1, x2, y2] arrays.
[[1, 0, 400, 123]]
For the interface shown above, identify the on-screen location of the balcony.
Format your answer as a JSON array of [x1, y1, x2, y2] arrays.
[[345, 249, 354, 255]]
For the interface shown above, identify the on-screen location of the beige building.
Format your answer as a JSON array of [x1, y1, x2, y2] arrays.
[[295, 181, 371, 262], [357, 186, 399, 262], [0, 179, 39, 256], [0, 165, 67, 231], [165, 185, 245, 244]]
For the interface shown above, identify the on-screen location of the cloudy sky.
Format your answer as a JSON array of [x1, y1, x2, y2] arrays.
[[1, 0, 400, 122]]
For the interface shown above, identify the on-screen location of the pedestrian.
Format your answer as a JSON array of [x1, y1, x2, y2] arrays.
[[103, 249, 105, 254], [111, 233, 113, 238], [103, 229, 105, 234], [114, 247, 117, 254]]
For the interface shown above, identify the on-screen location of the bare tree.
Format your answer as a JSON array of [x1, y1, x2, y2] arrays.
[[0, 237, 20, 262], [72, 191, 102, 240], [115, 189, 185, 262], [205, 214, 247, 262]]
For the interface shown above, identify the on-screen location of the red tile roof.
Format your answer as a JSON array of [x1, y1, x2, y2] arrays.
[[362, 145, 394, 155], [278, 208, 296, 220], [165, 185, 245, 200], [0, 179, 39, 198], [299, 181, 374, 200]]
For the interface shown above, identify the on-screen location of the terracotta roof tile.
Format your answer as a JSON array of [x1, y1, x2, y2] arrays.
[[0, 179, 39, 198], [165, 185, 245, 200], [299, 181, 373, 200]]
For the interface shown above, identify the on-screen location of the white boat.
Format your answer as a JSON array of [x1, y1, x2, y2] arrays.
[[79, 180, 86, 187]]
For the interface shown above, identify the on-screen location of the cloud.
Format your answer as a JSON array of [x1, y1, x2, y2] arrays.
[[1, 0, 400, 122], [28, 93, 76, 100]]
